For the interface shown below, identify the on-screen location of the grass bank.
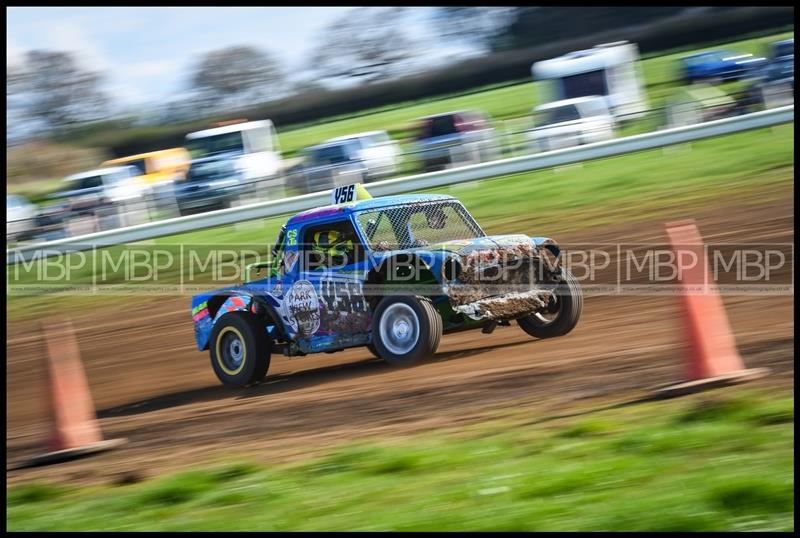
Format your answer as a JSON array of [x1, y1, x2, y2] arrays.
[[7, 389, 794, 531]]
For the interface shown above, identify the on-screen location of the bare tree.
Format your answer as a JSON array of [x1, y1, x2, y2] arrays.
[[291, 77, 329, 95], [433, 7, 518, 53], [189, 45, 286, 112], [6, 65, 27, 97], [309, 8, 420, 84], [8, 50, 110, 133]]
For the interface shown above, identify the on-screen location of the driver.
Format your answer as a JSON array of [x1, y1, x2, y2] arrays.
[[311, 229, 355, 267], [425, 206, 447, 229]]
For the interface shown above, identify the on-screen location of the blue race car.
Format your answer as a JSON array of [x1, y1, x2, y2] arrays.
[[681, 50, 767, 83], [190, 184, 583, 387]]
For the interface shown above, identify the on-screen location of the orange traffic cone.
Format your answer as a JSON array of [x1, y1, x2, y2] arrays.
[[16, 319, 126, 469], [652, 220, 769, 398]]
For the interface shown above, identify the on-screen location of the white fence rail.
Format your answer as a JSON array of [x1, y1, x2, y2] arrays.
[[7, 105, 793, 265]]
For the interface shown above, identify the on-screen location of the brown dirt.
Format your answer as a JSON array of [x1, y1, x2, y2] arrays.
[[6, 195, 794, 486]]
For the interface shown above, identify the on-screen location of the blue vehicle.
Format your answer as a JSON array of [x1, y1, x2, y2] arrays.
[[190, 184, 582, 387], [770, 38, 795, 60], [681, 50, 767, 83]]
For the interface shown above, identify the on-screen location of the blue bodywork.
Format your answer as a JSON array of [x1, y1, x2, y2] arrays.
[[191, 193, 558, 356], [681, 50, 767, 83]]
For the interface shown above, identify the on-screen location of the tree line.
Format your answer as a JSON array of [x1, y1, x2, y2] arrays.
[[6, 6, 792, 139]]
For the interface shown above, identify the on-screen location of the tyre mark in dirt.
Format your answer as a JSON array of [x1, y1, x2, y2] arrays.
[[6, 195, 794, 485]]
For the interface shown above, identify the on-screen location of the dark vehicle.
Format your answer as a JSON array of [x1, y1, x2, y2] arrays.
[[174, 154, 253, 215], [681, 50, 767, 84], [298, 140, 369, 194], [415, 110, 500, 173], [32, 202, 71, 241]]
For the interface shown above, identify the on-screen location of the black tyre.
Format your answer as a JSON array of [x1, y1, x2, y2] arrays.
[[371, 295, 442, 367], [518, 269, 583, 339], [210, 311, 270, 388]]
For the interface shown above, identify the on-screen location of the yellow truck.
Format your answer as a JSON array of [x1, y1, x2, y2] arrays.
[[102, 148, 191, 187]]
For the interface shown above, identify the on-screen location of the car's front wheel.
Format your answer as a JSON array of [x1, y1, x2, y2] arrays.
[[518, 269, 583, 339], [371, 295, 442, 367], [210, 311, 271, 387]]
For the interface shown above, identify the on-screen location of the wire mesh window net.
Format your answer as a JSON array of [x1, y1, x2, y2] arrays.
[[356, 201, 485, 251]]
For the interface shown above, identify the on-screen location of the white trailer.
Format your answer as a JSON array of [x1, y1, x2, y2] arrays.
[[532, 41, 648, 119]]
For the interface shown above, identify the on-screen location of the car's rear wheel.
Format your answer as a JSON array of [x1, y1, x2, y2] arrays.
[[210, 311, 270, 387], [518, 269, 583, 339], [371, 295, 442, 367]]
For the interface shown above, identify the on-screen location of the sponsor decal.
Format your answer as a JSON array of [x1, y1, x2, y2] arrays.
[[319, 279, 367, 315], [272, 280, 284, 297], [286, 229, 298, 247], [284, 250, 299, 272], [318, 278, 370, 335], [284, 280, 321, 336], [494, 234, 533, 246], [192, 301, 208, 316]]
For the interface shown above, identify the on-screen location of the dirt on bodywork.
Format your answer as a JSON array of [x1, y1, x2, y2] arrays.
[[447, 242, 560, 319]]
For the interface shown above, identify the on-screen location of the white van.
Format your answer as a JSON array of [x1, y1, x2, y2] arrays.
[[532, 41, 648, 119], [61, 166, 145, 209], [185, 120, 284, 198], [325, 130, 402, 180], [527, 96, 616, 152], [57, 166, 148, 231]]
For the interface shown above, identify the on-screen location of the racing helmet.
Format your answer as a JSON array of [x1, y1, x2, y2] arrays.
[[313, 229, 354, 256]]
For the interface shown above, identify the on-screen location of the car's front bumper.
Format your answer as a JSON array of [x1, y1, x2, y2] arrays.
[[451, 288, 555, 320], [444, 241, 561, 321]]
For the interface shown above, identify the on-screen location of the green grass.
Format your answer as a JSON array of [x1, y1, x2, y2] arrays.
[[6, 122, 793, 322], [7, 389, 794, 531], [7, 177, 65, 201], [273, 30, 794, 160]]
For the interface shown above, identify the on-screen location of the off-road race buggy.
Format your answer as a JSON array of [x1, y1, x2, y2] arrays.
[[191, 184, 583, 387]]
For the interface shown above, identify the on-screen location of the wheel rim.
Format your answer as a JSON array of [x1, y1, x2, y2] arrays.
[[218, 328, 246, 374], [379, 303, 420, 355], [533, 293, 561, 324]]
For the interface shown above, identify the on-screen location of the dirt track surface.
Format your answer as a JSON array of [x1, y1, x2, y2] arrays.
[[6, 196, 794, 486]]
